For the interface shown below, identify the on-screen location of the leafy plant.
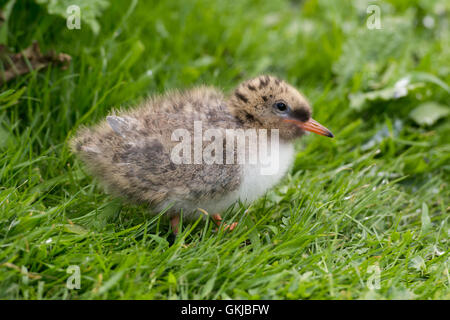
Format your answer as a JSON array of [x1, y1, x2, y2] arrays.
[[410, 102, 449, 125]]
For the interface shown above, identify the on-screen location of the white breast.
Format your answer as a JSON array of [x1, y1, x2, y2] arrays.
[[187, 141, 295, 218], [237, 141, 295, 203]]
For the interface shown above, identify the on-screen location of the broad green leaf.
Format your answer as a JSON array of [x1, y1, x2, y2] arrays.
[[409, 72, 450, 94], [167, 272, 177, 287], [63, 223, 89, 235], [409, 102, 449, 126], [349, 78, 424, 111], [201, 275, 216, 298]]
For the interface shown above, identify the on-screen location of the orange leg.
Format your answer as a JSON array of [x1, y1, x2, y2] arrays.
[[212, 214, 238, 231], [170, 214, 180, 235]]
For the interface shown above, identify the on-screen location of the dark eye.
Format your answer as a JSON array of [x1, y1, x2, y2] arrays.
[[273, 101, 288, 112]]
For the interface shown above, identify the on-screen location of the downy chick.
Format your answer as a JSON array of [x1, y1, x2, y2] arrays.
[[71, 75, 333, 233]]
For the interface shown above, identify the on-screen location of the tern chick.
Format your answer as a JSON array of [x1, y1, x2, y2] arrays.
[[71, 75, 333, 233]]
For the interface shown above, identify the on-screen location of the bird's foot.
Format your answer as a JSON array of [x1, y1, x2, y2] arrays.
[[212, 214, 238, 232]]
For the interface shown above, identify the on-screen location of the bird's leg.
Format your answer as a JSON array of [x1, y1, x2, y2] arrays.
[[212, 214, 238, 232], [170, 214, 181, 235]]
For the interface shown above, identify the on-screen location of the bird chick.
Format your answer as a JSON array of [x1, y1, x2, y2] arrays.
[[71, 75, 333, 234]]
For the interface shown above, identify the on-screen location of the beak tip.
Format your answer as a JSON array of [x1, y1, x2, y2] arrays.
[[283, 118, 334, 138]]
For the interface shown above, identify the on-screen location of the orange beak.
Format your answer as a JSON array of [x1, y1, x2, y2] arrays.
[[284, 118, 334, 138]]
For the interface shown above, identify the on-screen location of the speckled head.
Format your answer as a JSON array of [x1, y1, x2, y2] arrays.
[[228, 75, 333, 141]]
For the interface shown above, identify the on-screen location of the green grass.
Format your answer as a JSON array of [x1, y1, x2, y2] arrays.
[[0, 0, 449, 299]]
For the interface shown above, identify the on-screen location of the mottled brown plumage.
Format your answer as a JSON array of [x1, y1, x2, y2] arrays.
[[71, 75, 333, 231]]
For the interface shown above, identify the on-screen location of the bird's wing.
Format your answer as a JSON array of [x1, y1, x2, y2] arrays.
[[71, 112, 241, 206], [106, 116, 138, 138]]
